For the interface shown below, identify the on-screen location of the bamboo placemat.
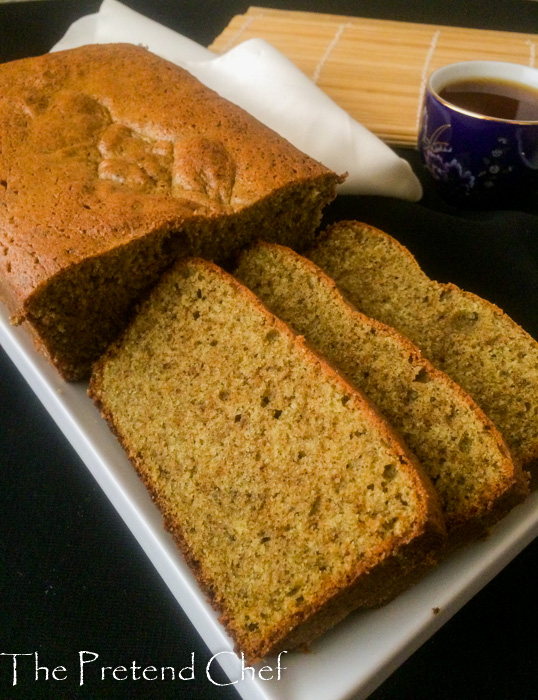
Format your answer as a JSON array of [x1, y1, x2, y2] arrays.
[[209, 7, 538, 146]]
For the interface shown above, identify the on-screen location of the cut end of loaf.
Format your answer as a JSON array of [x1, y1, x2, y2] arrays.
[[0, 43, 341, 380]]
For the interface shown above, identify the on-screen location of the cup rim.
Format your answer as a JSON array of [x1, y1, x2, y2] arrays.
[[427, 60, 538, 125]]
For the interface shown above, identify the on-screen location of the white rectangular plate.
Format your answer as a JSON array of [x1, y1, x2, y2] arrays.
[[2, 302, 537, 700]]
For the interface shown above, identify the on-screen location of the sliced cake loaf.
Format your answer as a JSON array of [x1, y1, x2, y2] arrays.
[[236, 241, 527, 547], [89, 257, 443, 662], [0, 44, 341, 380], [309, 221, 538, 484]]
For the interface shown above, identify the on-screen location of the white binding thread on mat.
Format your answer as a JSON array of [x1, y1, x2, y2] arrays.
[[416, 30, 442, 132], [526, 40, 536, 67], [220, 14, 259, 53], [312, 22, 352, 84]]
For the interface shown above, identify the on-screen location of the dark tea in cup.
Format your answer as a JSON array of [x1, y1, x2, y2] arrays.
[[439, 77, 538, 122]]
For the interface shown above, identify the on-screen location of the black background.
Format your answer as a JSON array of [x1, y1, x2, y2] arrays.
[[1, 1, 537, 699]]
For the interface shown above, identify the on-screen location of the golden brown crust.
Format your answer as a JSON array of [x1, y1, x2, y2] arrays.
[[0, 44, 341, 378], [0, 44, 331, 298]]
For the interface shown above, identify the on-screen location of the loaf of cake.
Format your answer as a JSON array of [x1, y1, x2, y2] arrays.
[[89, 257, 444, 661], [309, 221, 538, 484], [0, 43, 341, 380], [236, 241, 528, 548]]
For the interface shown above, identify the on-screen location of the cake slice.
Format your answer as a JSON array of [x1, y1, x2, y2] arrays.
[[0, 43, 341, 380], [236, 241, 528, 547], [309, 221, 538, 484], [89, 257, 443, 662]]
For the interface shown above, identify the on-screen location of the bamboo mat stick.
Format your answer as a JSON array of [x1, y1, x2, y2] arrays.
[[209, 7, 538, 146]]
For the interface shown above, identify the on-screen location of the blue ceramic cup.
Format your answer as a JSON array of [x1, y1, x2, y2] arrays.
[[418, 61, 538, 206]]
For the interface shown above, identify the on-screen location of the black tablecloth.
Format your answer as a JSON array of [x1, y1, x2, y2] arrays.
[[1, 2, 537, 699]]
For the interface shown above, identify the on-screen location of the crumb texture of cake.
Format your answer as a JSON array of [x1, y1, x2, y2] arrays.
[[89, 258, 443, 662], [309, 221, 538, 482], [236, 241, 528, 546], [0, 43, 341, 379]]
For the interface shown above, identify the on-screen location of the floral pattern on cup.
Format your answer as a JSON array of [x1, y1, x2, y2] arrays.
[[419, 108, 518, 199], [418, 61, 538, 206], [420, 117, 475, 195]]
